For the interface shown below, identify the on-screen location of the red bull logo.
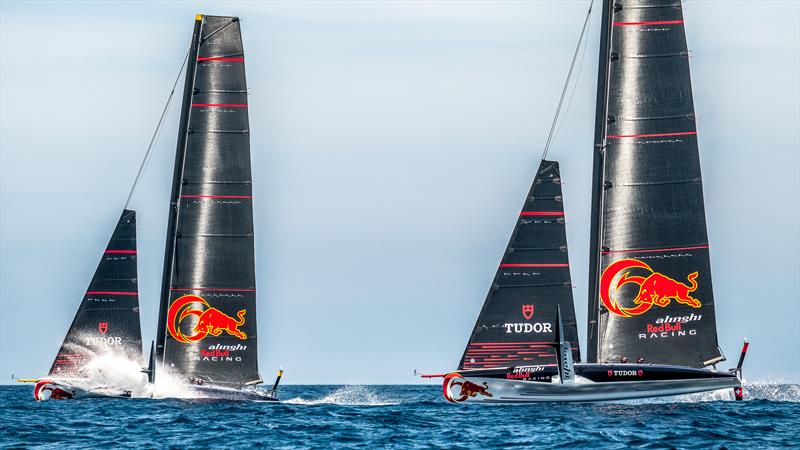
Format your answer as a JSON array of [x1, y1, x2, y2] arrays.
[[34, 380, 75, 401], [167, 295, 247, 343], [600, 259, 702, 318], [443, 373, 493, 402]]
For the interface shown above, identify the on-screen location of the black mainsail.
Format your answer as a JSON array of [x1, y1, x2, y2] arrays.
[[459, 160, 580, 370], [587, 0, 722, 367], [50, 209, 142, 377], [156, 15, 261, 387]]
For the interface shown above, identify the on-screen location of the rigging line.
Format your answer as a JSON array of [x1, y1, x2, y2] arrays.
[[123, 50, 190, 209], [552, 4, 592, 146], [540, 0, 594, 161]]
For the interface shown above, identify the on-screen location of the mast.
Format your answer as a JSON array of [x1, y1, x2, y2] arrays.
[[156, 16, 203, 359], [586, 0, 614, 363]]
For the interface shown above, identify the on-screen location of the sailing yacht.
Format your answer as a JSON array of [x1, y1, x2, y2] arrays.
[[33, 210, 143, 400], [424, 0, 748, 403], [148, 14, 281, 401]]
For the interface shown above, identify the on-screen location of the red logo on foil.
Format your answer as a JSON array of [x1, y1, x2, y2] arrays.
[[98, 322, 109, 335], [443, 373, 493, 403], [600, 259, 702, 318]]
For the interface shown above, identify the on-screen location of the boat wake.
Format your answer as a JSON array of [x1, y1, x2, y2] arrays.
[[50, 350, 200, 399], [631, 380, 800, 404], [131, 365, 200, 399], [284, 386, 399, 406], [78, 354, 144, 392]]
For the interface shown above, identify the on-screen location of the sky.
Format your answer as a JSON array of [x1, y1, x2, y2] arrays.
[[1, 1, 798, 385]]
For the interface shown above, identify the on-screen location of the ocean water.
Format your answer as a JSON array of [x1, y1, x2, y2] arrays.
[[2, 383, 799, 449]]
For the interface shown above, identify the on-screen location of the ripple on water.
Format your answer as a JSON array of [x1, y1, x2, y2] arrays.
[[1, 384, 799, 448]]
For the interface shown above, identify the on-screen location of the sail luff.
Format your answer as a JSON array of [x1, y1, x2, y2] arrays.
[[156, 16, 203, 361], [586, 0, 616, 364]]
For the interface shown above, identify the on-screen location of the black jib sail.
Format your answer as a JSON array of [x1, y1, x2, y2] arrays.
[[459, 160, 580, 370], [156, 15, 261, 387], [49, 209, 142, 377], [586, 0, 722, 367]]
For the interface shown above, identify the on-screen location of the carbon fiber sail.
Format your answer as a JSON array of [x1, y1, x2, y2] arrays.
[[459, 160, 580, 370], [156, 15, 260, 387], [50, 209, 142, 377], [586, 0, 722, 367]]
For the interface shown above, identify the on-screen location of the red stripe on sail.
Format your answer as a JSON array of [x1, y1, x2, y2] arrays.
[[104, 250, 137, 254], [602, 245, 709, 255], [467, 347, 549, 352], [180, 195, 252, 199], [197, 57, 244, 62], [520, 212, 564, 216], [191, 103, 248, 108], [499, 264, 569, 268], [607, 131, 696, 139], [170, 287, 256, 292], [85, 291, 138, 296], [613, 20, 684, 26]]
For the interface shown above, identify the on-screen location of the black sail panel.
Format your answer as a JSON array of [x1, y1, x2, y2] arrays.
[[588, 0, 721, 367], [459, 160, 580, 370], [50, 210, 142, 377], [158, 15, 260, 387]]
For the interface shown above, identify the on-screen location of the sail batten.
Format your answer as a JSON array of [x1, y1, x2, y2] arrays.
[[157, 15, 259, 387], [459, 160, 580, 370], [587, 0, 721, 367]]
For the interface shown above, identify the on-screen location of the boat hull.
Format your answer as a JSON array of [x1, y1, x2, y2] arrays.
[[443, 363, 740, 403], [185, 384, 279, 402], [33, 379, 131, 401]]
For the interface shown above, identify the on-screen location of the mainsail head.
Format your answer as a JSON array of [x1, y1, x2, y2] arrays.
[[459, 160, 580, 370], [49, 209, 142, 377], [156, 15, 260, 387], [587, 0, 722, 367]]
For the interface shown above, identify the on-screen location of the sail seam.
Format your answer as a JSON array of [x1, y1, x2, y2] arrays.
[[499, 263, 569, 268], [602, 244, 709, 255], [189, 129, 249, 134], [612, 178, 701, 187], [607, 131, 696, 139], [614, 20, 683, 27], [493, 283, 572, 289], [170, 287, 255, 292]]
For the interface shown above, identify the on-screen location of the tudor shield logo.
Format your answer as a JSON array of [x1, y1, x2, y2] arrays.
[[600, 259, 702, 318], [98, 322, 109, 335], [522, 304, 534, 320], [167, 295, 247, 343]]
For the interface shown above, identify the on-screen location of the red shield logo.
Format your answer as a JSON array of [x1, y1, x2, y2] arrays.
[[98, 322, 109, 335], [521, 304, 534, 321]]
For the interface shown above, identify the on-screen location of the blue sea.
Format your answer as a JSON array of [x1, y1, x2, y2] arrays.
[[2, 383, 799, 449]]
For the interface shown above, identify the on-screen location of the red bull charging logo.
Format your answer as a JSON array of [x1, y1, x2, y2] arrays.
[[443, 373, 493, 403], [167, 295, 247, 343], [600, 259, 702, 318]]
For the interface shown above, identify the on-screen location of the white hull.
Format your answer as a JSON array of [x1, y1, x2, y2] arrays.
[[444, 374, 741, 403], [33, 379, 131, 401], [186, 384, 278, 402]]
